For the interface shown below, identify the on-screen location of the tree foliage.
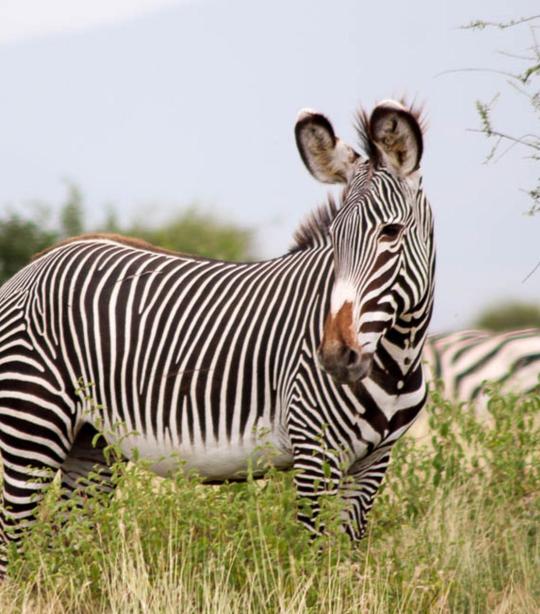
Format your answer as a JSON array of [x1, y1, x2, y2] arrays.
[[473, 300, 540, 331], [59, 182, 84, 237], [0, 187, 253, 285], [125, 208, 252, 262], [0, 211, 57, 284]]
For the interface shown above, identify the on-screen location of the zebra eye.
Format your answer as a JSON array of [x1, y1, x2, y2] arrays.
[[379, 223, 403, 241]]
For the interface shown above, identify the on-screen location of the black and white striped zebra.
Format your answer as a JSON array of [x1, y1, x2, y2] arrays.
[[0, 100, 435, 576], [426, 328, 540, 402], [409, 328, 540, 439]]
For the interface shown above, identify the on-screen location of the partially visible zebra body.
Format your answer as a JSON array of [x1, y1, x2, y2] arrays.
[[409, 328, 540, 439], [0, 101, 435, 576]]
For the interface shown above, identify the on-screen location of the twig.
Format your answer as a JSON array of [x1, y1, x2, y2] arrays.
[[496, 50, 535, 62], [466, 128, 540, 151], [492, 138, 522, 164], [461, 15, 540, 31], [434, 67, 520, 80], [522, 259, 540, 283]]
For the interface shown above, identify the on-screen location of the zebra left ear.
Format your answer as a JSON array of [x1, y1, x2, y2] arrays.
[[369, 101, 423, 177], [295, 109, 359, 184]]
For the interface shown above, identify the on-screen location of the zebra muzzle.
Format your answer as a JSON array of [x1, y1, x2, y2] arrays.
[[319, 302, 373, 385], [317, 344, 373, 385]]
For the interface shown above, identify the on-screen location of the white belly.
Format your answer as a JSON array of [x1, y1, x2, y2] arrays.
[[113, 430, 294, 480]]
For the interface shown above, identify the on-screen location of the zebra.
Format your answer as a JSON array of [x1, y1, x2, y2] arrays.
[[0, 99, 435, 576], [409, 328, 540, 439]]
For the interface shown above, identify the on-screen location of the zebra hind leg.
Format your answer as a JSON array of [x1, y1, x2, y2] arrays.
[[0, 413, 73, 579], [59, 422, 126, 513]]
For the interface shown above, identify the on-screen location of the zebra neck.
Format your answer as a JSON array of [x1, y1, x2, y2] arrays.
[[377, 331, 425, 378]]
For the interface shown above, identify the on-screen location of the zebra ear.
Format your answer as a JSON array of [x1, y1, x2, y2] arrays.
[[369, 101, 423, 177], [295, 110, 359, 184]]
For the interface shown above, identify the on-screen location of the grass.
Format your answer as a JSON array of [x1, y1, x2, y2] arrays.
[[0, 387, 539, 613]]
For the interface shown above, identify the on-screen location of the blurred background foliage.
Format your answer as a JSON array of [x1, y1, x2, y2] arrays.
[[0, 183, 253, 285], [473, 300, 540, 331], [124, 209, 252, 262]]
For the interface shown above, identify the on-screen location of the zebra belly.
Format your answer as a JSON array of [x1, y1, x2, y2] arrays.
[[108, 430, 294, 480]]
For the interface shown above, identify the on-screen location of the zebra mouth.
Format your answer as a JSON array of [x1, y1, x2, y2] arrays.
[[318, 348, 373, 386], [344, 351, 373, 383]]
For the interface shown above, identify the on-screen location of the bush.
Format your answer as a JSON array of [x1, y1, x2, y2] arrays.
[[126, 207, 253, 262], [473, 301, 540, 331], [0, 212, 58, 284]]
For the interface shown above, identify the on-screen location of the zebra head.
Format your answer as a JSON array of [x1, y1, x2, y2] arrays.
[[295, 101, 433, 386]]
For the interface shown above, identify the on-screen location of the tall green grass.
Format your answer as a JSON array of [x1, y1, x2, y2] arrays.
[[1, 389, 539, 613]]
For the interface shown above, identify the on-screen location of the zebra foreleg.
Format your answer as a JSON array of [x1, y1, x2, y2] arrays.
[[292, 449, 343, 537], [340, 450, 392, 541]]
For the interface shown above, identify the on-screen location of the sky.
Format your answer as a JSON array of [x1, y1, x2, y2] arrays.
[[0, 0, 538, 332]]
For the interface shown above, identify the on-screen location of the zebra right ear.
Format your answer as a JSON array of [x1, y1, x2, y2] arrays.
[[295, 110, 359, 184], [369, 101, 424, 177]]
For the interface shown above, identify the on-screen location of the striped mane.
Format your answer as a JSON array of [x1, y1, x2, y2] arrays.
[[290, 195, 338, 252]]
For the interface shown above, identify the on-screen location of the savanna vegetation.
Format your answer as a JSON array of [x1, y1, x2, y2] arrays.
[[0, 386, 538, 613]]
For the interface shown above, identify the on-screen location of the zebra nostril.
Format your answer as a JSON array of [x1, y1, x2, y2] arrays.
[[344, 347, 360, 368], [318, 343, 371, 384], [317, 347, 334, 373], [346, 349, 373, 383]]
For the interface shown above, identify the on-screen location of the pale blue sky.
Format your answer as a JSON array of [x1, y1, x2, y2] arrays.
[[0, 0, 538, 331]]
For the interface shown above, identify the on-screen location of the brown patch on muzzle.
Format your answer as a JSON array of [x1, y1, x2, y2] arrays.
[[318, 302, 372, 385], [321, 302, 356, 353]]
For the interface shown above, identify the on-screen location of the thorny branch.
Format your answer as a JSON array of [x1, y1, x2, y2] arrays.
[[461, 15, 540, 31], [460, 16, 540, 215]]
